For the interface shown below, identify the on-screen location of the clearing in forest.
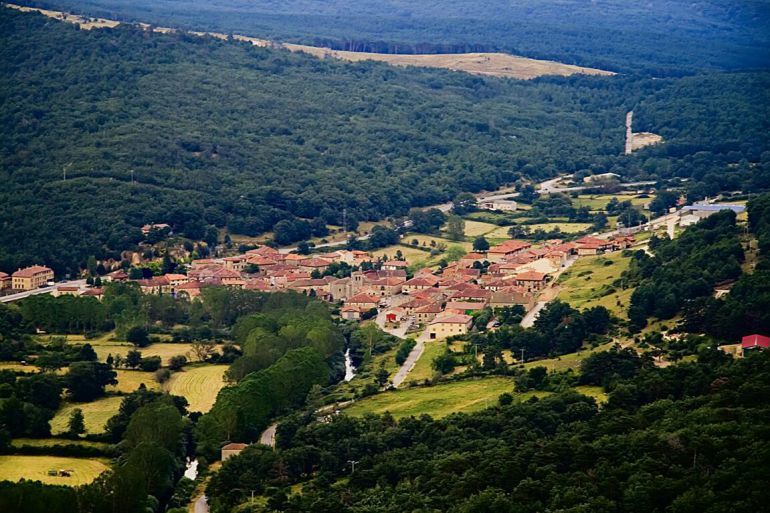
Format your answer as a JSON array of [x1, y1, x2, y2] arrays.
[[556, 252, 634, 318], [50, 396, 124, 435]]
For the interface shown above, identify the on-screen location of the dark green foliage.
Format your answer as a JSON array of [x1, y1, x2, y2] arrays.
[[197, 346, 330, 458], [205, 352, 770, 512], [579, 346, 649, 388], [30, 0, 770, 74], [394, 339, 416, 366], [126, 326, 150, 347], [472, 236, 490, 252], [65, 361, 118, 402], [139, 356, 162, 372], [67, 407, 85, 436], [626, 211, 743, 330]]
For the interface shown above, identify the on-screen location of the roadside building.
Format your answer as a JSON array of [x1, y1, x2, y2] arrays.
[[53, 285, 82, 297], [340, 305, 362, 321], [12, 265, 54, 290], [345, 294, 380, 311], [414, 303, 443, 324], [479, 199, 517, 211], [221, 443, 248, 461], [487, 240, 532, 263], [427, 314, 473, 340]]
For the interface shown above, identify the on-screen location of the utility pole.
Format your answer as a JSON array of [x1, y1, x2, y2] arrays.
[[343, 208, 347, 237], [520, 348, 525, 364], [62, 162, 72, 181], [347, 459, 359, 474], [130, 169, 135, 185]]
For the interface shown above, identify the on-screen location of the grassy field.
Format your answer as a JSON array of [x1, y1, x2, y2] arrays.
[[163, 365, 228, 413], [573, 194, 649, 211], [90, 342, 221, 365], [372, 244, 432, 264], [0, 362, 38, 373], [344, 377, 550, 419], [51, 396, 124, 435], [556, 252, 633, 318], [526, 222, 592, 233], [107, 370, 161, 394], [403, 340, 461, 385], [0, 455, 109, 486], [522, 341, 616, 372], [461, 220, 498, 237], [574, 385, 609, 403]]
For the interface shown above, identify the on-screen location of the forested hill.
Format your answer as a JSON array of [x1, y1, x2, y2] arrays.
[[1, 8, 769, 274], [19, 0, 770, 74]]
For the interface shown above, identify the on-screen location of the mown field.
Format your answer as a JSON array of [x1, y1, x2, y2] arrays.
[[163, 365, 228, 413], [11, 438, 112, 450], [106, 370, 161, 393], [403, 340, 452, 385], [344, 377, 548, 418], [556, 251, 634, 318], [90, 342, 222, 365], [0, 455, 110, 486], [50, 396, 123, 435]]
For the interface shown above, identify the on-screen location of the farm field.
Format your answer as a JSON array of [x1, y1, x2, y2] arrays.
[[50, 396, 123, 435], [0, 362, 37, 373], [573, 194, 649, 211], [525, 222, 592, 233], [107, 370, 161, 393], [90, 342, 222, 365], [0, 455, 109, 486], [556, 252, 634, 318], [460, 220, 498, 237], [11, 438, 112, 450], [163, 365, 228, 413], [371, 244, 432, 265], [345, 377, 549, 419]]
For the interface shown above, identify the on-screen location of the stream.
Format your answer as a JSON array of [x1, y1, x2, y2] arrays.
[[184, 458, 199, 480], [344, 348, 356, 381]]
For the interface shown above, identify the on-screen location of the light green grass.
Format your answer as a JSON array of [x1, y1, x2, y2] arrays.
[[403, 340, 457, 385], [557, 252, 633, 318], [522, 341, 616, 372], [574, 385, 609, 403], [573, 194, 649, 211], [526, 222, 592, 233], [50, 396, 123, 435], [163, 365, 228, 413], [0, 455, 110, 486], [345, 377, 549, 419]]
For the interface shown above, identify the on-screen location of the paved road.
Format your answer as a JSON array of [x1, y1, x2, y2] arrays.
[[259, 423, 277, 447], [0, 279, 87, 303], [391, 339, 425, 388], [520, 301, 547, 328]]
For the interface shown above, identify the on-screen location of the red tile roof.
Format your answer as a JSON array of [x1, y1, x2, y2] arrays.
[[346, 294, 380, 304], [430, 313, 473, 325], [741, 334, 770, 349], [515, 271, 547, 281], [222, 443, 248, 451], [12, 265, 53, 278]]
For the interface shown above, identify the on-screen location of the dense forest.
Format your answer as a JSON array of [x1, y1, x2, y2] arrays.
[[204, 350, 770, 512], [19, 0, 770, 74], [2, 9, 769, 274]]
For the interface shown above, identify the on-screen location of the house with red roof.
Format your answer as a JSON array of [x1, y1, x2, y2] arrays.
[[741, 334, 770, 356], [487, 240, 532, 263], [11, 265, 54, 290], [510, 271, 548, 292]]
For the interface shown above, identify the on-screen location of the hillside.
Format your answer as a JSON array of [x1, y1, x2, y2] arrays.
[[19, 0, 770, 74], [5, 3, 615, 80], [1, 8, 769, 274]]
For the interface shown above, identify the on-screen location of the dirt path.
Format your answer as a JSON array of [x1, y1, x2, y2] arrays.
[[391, 340, 425, 388]]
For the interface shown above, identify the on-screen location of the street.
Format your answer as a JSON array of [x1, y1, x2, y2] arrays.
[[0, 279, 87, 303]]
